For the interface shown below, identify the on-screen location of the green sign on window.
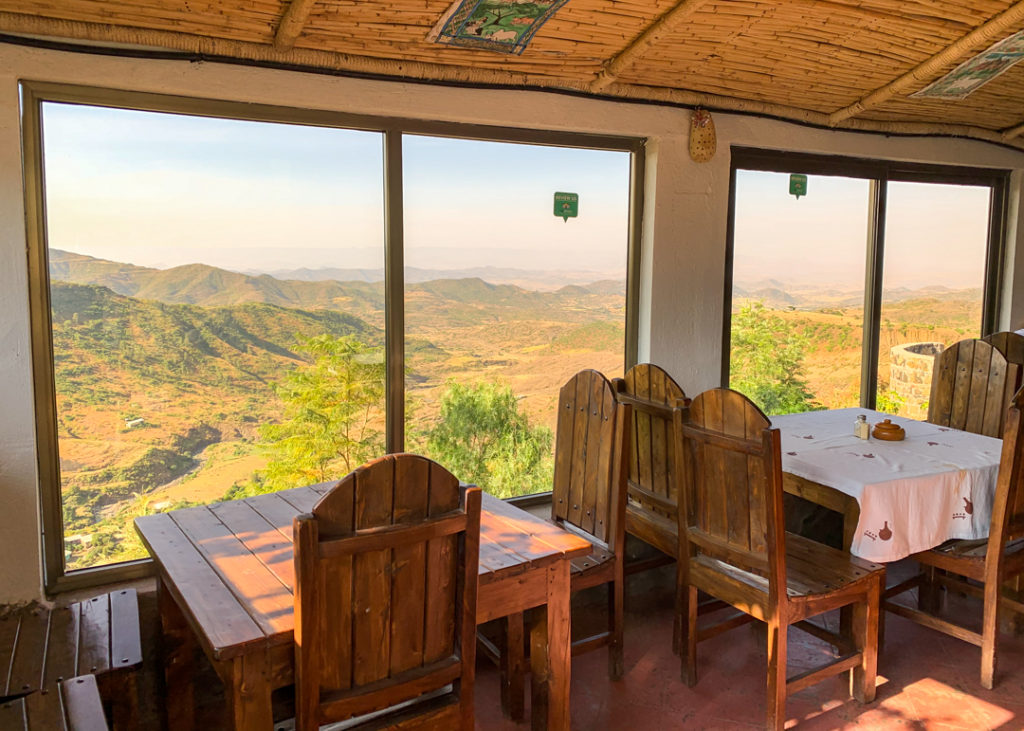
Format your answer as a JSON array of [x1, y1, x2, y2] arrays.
[[789, 174, 808, 199], [554, 191, 578, 222]]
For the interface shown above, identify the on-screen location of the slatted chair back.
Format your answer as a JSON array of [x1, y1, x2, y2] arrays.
[[983, 331, 1024, 371], [990, 388, 1024, 554], [613, 364, 688, 556], [928, 339, 1019, 438], [552, 369, 629, 553], [293, 454, 481, 731], [673, 388, 785, 591]]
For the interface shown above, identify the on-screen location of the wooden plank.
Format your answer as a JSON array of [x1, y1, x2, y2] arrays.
[[351, 461, 394, 686], [567, 374, 590, 528], [213, 499, 297, 589], [108, 589, 141, 673], [634, 365, 654, 515], [8, 607, 48, 695], [552, 376, 576, 523], [389, 456, 429, 676], [592, 382, 615, 543], [60, 675, 108, 731], [244, 492, 306, 541], [981, 350, 1008, 437], [0, 615, 21, 696], [650, 367, 670, 506], [0, 696, 27, 728], [135, 512, 265, 658], [24, 687, 66, 731], [481, 494, 590, 559], [171, 507, 294, 638], [950, 340, 975, 431], [42, 604, 79, 687], [966, 342, 992, 435], [928, 343, 957, 426], [578, 373, 604, 536]]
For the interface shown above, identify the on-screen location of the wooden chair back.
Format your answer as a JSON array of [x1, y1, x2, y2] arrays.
[[552, 369, 630, 552], [989, 387, 1024, 558], [983, 331, 1024, 370], [928, 338, 1019, 438], [293, 454, 481, 731], [612, 364, 688, 556], [673, 388, 785, 591]]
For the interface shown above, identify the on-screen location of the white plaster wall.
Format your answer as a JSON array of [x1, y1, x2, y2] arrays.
[[1, 42, 1023, 601]]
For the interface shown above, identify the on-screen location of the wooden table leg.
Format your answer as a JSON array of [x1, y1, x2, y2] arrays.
[[227, 652, 273, 731], [500, 613, 525, 721], [531, 561, 571, 731], [158, 578, 196, 731]]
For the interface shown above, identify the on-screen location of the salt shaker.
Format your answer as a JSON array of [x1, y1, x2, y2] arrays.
[[854, 414, 870, 440]]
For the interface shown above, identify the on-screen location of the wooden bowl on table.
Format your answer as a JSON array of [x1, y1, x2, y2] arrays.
[[872, 418, 905, 441]]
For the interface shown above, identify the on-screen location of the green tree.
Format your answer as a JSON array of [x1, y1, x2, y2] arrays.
[[259, 334, 385, 491], [730, 302, 817, 415], [426, 381, 553, 498]]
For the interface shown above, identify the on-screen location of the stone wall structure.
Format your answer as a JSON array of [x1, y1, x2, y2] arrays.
[[889, 342, 943, 419]]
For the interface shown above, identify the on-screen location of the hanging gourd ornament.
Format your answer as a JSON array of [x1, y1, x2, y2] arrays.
[[689, 108, 716, 163]]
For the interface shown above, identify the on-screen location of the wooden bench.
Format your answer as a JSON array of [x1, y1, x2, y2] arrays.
[[0, 589, 141, 728], [0, 674, 109, 730]]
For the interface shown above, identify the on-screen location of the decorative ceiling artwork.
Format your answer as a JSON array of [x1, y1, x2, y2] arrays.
[[428, 0, 570, 55], [914, 30, 1024, 100]]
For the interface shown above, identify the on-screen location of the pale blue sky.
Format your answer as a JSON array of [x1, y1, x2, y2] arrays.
[[41, 102, 631, 275], [733, 171, 991, 290]]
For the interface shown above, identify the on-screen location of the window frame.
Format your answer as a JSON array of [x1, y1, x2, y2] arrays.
[[21, 81, 645, 592], [722, 146, 1009, 408]]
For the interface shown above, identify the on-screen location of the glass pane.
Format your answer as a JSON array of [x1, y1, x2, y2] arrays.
[[402, 135, 631, 497], [730, 170, 872, 414], [876, 181, 990, 418], [41, 103, 385, 570]]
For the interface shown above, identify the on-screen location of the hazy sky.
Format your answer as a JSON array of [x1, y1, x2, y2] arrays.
[[41, 103, 631, 275], [41, 102, 992, 289], [733, 170, 992, 291]]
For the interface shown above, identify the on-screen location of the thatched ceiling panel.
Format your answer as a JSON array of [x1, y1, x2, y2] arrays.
[[3, 0, 1024, 148], [0, 0, 280, 43]]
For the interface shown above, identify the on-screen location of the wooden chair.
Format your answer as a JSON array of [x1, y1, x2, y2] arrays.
[[674, 388, 884, 731], [983, 330, 1024, 370], [612, 363, 689, 558], [883, 387, 1024, 690], [487, 369, 630, 719], [927, 338, 1019, 438], [292, 453, 481, 731]]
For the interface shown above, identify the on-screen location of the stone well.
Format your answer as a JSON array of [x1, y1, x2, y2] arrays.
[[889, 342, 944, 419]]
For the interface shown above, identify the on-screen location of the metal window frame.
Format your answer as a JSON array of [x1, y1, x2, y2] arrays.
[[20, 80, 645, 593], [723, 146, 1010, 409]]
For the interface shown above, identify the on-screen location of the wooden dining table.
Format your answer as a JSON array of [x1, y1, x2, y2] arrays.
[[775, 408, 1003, 562], [134, 482, 591, 731]]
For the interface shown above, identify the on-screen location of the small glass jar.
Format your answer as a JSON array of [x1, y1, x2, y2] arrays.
[[855, 414, 870, 440]]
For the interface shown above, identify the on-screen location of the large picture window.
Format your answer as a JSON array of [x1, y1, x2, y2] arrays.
[[726, 148, 1007, 419], [23, 84, 641, 589]]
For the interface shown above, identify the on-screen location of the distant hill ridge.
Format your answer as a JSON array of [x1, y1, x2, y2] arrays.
[[48, 250, 623, 312]]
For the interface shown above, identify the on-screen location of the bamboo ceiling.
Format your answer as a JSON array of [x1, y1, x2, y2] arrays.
[[3, 0, 1024, 149]]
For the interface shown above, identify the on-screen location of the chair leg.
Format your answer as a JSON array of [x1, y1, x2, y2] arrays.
[[608, 578, 624, 680], [981, 578, 1000, 690], [851, 579, 879, 704], [766, 618, 787, 731], [680, 585, 698, 687], [499, 613, 526, 721], [919, 566, 941, 613]]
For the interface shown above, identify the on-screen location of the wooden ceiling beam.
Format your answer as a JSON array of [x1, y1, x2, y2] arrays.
[[590, 0, 713, 93], [828, 1, 1024, 126], [1003, 121, 1024, 141], [274, 0, 318, 51]]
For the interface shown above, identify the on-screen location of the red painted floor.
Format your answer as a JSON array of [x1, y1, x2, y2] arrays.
[[109, 556, 1024, 729], [475, 564, 1024, 730]]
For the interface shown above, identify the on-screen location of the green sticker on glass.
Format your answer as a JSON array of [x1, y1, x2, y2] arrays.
[[554, 192, 578, 222], [789, 174, 808, 199]]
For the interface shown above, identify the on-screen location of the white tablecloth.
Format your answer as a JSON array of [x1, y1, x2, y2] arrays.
[[773, 408, 1002, 563]]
